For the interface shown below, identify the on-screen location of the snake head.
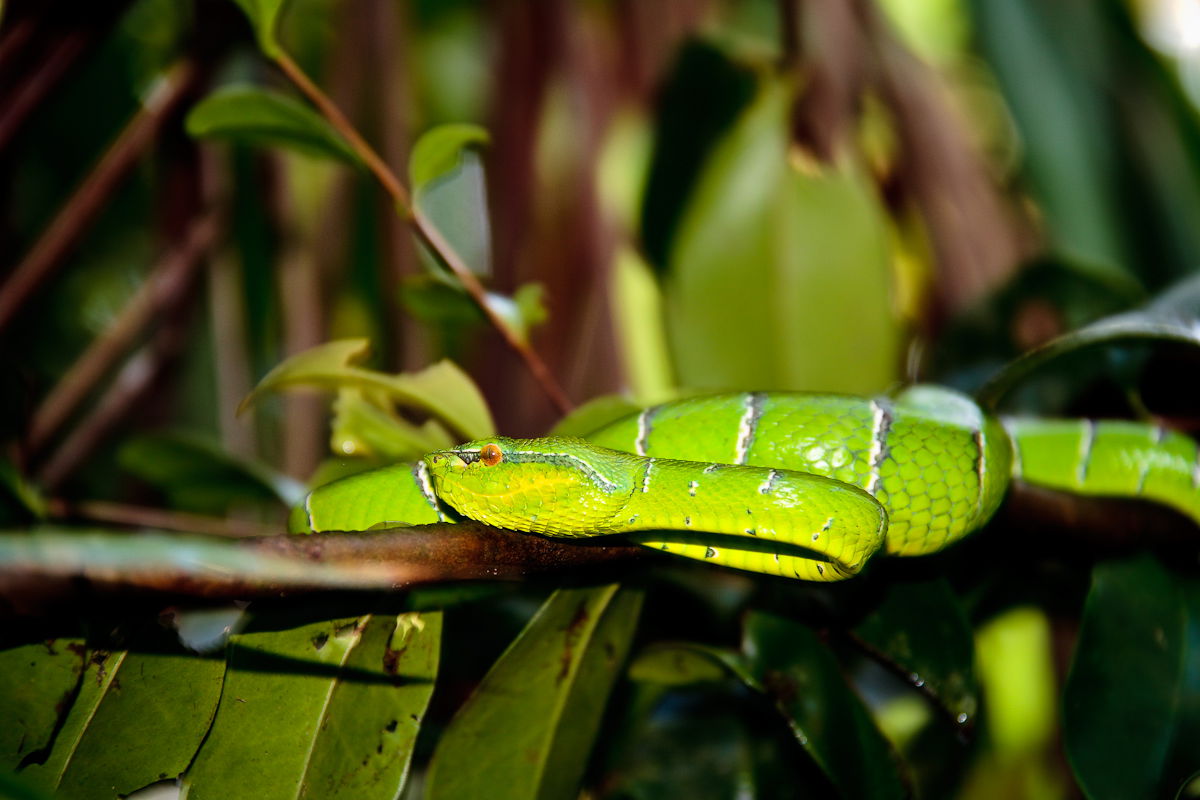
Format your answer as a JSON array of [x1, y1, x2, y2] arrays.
[[424, 436, 636, 536]]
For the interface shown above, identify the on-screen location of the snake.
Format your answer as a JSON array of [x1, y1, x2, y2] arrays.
[[300, 385, 1200, 581]]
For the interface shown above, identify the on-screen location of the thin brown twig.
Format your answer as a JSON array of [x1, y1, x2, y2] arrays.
[[27, 211, 221, 456], [46, 498, 282, 538], [0, 60, 199, 333], [0, 28, 90, 151], [272, 50, 573, 415], [36, 305, 195, 490]]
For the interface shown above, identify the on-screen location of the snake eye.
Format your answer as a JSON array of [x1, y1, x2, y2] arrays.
[[479, 443, 503, 466]]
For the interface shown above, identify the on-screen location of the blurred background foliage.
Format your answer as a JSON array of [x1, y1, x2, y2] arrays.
[[3, 0, 1200, 797]]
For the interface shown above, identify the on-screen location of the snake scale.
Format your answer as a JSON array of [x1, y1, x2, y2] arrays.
[[300, 386, 1200, 581]]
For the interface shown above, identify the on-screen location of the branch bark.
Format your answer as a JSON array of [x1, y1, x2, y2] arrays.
[[0, 523, 646, 608]]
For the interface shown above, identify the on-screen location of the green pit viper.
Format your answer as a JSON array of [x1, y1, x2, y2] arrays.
[[299, 386, 1200, 582]]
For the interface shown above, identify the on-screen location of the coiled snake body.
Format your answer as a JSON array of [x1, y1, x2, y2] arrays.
[[303, 386, 1200, 581]]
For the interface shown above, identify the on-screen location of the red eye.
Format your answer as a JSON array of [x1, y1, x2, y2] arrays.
[[480, 443, 503, 466]]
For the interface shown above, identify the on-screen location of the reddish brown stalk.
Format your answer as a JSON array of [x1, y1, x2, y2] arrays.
[[0, 60, 199, 333], [27, 211, 220, 455], [37, 317, 191, 490], [0, 28, 90, 150], [46, 498, 281, 538], [272, 50, 573, 415]]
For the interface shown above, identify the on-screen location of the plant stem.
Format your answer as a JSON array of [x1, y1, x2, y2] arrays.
[[0, 60, 199, 333], [273, 50, 573, 415]]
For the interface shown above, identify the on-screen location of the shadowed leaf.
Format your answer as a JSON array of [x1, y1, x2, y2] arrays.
[[426, 585, 644, 800], [186, 86, 358, 163]]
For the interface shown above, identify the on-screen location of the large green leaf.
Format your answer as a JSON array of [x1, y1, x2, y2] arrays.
[[0, 640, 87, 769], [851, 579, 978, 725], [186, 86, 358, 164], [19, 636, 224, 799], [426, 584, 644, 800], [665, 80, 900, 394], [742, 611, 908, 799], [240, 340, 494, 441], [1063, 557, 1200, 799], [184, 607, 440, 799]]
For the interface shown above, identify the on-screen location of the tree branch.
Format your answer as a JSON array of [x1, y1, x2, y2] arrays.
[[0, 523, 646, 607]]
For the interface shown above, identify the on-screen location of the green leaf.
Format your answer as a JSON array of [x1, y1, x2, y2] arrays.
[[742, 611, 908, 799], [186, 86, 358, 164], [330, 388, 455, 462], [409, 123, 490, 195], [20, 636, 224, 798], [549, 394, 642, 438], [627, 642, 744, 686], [119, 432, 305, 513], [230, 0, 288, 58], [483, 283, 547, 346], [410, 124, 492, 281], [611, 246, 675, 405], [851, 579, 978, 725], [426, 584, 644, 800], [666, 80, 900, 394], [184, 607, 440, 799], [0, 459, 46, 523], [978, 273, 1200, 407], [0, 640, 87, 769], [1064, 557, 1200, 799], [241, 340, 494, 441]]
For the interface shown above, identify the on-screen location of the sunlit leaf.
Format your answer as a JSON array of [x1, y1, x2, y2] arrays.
[[851, 579, 978, 726], [330, 388, 454, 462], [119, 432, 305, 513], [1064, 557, 1200, 799], [231, 0, 289, 57], [186, 86, 358, 163], [611, 246, 675, 405], [426, 585, 644, 800], [742, 611, 908, 799], [974, 607, 1056, 756], [184, 607, 440, 799], [666, 80, 900, 394], [18, 633, 223, 799], [0, 640, 87, 769], [240, 339, 494, 441], [549, 394, 642, 438]]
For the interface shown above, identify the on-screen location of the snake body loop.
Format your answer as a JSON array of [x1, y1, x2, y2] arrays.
[[304, 386, 1200, 581]]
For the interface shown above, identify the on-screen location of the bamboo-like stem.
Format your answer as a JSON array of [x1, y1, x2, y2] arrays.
[[0, 60, 199, 332], [272, 50, 573, 415], [27, 211, 220, 455]]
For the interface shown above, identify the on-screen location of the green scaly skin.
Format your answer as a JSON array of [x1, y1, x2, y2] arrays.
[[302, 385, 1200, 582]]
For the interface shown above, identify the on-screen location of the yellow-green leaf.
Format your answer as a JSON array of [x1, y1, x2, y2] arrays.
[[241, 340, 494, 441]]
